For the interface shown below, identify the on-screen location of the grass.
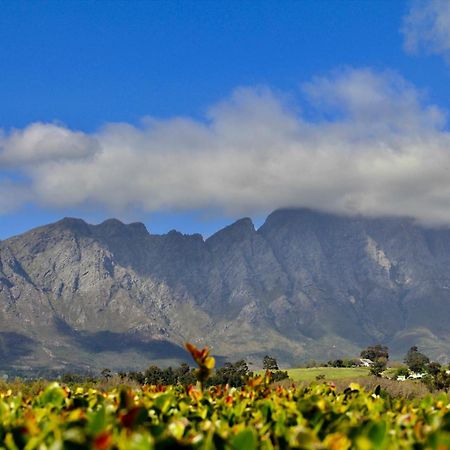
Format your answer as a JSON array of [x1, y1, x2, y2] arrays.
[[286, 366, 370, 381]]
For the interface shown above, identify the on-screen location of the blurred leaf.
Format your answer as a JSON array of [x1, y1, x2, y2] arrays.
[[367, 421, 387, 448], [88, 405, 106, 434], [154, 393, 172, 414], [120, 407, 148, 429], [204, 357, 215, 370], [37, 383, 66, 408], [231, 428, 257, 450]]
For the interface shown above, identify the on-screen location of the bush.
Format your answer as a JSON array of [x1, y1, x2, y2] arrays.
[[394, 367, 410, 378], [423, 367, 450, 392], [370, 357, 387, 377], [271, 370, 289, 382]]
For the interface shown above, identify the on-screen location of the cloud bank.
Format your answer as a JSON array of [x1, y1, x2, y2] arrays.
[[2, 68, 450, 225], [403, 0, 450, 63]]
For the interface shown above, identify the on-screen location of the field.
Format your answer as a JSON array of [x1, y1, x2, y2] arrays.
[[1, 379, 450, 449], [286, 367, 370, 382]]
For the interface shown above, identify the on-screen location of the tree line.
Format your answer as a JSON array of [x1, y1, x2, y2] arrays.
[[63, 356, 288, 388]]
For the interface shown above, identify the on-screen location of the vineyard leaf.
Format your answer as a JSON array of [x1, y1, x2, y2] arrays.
[[231, 428, 257, 450]]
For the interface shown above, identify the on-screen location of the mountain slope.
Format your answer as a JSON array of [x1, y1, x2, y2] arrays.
[[1, 209, 450, 373]]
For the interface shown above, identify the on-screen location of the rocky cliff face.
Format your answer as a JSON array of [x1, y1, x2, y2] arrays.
[[1, 208, 450, 373]]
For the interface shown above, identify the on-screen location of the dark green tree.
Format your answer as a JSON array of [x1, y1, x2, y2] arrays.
[[423, 365, 450, 392], [128, 371, 145, 384], [144, 365, 163, 385], [427, 361, 442, 376], [404, 346, 429, 373], [263, 355, 279, 371], [328, 359, 344, 368], [174, 363, 196, 386], [160, 367, 176, 385], [101, 368, 112, 381], [360, 344, 389, 361], [208, 360, 252, 387], [434, 370, 450, 391], [370, 357, 387, 377]]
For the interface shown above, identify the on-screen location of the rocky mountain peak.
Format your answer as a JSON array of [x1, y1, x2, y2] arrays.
[[207, 217, 255, 246], [261, 208, 343, 231], [55, 217, 91, 235], [92, 219, 149, 239]]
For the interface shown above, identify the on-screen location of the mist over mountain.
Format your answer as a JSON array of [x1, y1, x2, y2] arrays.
[[1, 208, 449, 374]]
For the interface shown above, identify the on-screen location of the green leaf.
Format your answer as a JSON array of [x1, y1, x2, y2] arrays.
[[154, 394, 172, 414], [367, 420, 387, 448], [37, 382, 65, 408], [231, 428, 257, 450], [87, 405, 106, 434]]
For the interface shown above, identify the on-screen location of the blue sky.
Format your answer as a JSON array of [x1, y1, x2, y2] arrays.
[[1, 1, 450, 239]]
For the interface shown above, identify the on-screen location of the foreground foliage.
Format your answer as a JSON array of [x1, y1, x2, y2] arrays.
[[1, 380, 450, 449]]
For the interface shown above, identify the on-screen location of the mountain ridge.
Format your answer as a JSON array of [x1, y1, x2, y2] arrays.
[[1, 208, 450, 374]]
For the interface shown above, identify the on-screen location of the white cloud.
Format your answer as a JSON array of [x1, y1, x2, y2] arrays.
[[303, 69, 445, 131], [402, 0, 450, 63], [0, 123, 99, 167], [2, 68, 450, 225]]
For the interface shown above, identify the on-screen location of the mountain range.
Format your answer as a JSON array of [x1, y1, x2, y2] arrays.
[[1, 208, 450, 374]]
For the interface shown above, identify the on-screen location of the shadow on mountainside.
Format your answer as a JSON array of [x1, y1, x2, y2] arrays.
[[54, 317, 190, 361], [0, 332, 36, 366]]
